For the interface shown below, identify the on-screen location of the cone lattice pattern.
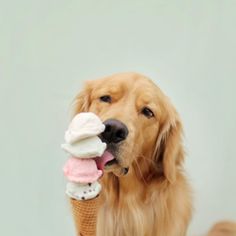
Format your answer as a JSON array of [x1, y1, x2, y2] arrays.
[[70, 196, 101, 236]]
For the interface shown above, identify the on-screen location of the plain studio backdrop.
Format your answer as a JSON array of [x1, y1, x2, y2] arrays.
[[0, 1, 235, 235]]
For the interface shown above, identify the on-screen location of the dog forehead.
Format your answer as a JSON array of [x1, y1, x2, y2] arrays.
[[88, 73, 163, 104], [93, 73, 156, 90]]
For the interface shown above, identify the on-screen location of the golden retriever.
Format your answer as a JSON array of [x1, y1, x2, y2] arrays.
[[73, 72, 193, 236]]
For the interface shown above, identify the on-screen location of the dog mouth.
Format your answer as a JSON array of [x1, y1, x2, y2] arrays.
[[95, 150, 117, 170], [105, 158, 118, 166], [95, 149, 129, 176]]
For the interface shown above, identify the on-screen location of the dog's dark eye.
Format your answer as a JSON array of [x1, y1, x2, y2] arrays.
[[141, 107, 154, 118], [100, 95, 112, 103]]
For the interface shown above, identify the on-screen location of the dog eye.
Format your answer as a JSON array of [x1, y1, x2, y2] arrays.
[[141, 107, 154, 118], [100, 95, 112, 103]]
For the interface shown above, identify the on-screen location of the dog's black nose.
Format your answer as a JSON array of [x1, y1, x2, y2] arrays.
[[101, 119, 128, 144]]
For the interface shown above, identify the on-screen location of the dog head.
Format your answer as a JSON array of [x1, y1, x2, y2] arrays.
[[73, 72, 184, 183]]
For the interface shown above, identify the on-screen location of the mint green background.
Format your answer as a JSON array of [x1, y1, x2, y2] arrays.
[[0, 1, 235, 235]]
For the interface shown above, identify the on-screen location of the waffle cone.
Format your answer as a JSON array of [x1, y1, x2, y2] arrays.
[[70, 196, 101, 236]]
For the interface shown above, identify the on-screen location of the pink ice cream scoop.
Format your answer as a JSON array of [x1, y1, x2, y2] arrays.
[[63, 157, 103, 183]]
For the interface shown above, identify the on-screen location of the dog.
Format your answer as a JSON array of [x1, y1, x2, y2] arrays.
[[73, 72, 193, 236]]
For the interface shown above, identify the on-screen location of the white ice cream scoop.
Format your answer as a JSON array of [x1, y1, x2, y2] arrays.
[[66, 181, 101, 200], [65, 112, 105, 144], [61, 136, 106, 158]]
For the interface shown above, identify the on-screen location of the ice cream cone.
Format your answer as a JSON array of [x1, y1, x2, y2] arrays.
[[70, 196, 101, 236]]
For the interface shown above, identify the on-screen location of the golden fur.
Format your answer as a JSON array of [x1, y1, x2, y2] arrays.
[[73, 72, 193, 236], [207, 221, 236, 236]]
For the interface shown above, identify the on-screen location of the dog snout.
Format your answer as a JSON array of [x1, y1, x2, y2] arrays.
[[101, 119, 129, 144]]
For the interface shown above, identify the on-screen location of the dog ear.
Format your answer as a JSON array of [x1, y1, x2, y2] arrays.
[[154, 111, 184, 184], [72, 82, 91, 116]]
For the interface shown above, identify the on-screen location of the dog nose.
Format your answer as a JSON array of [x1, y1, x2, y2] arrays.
[[101, 119, 129, 144]]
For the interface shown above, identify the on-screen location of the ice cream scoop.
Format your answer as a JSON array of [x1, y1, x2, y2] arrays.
[[63, 157, 103, 183], [65, 112, 105, 144], [66, 181, 101, 200], [61, 136, 106, 158]]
